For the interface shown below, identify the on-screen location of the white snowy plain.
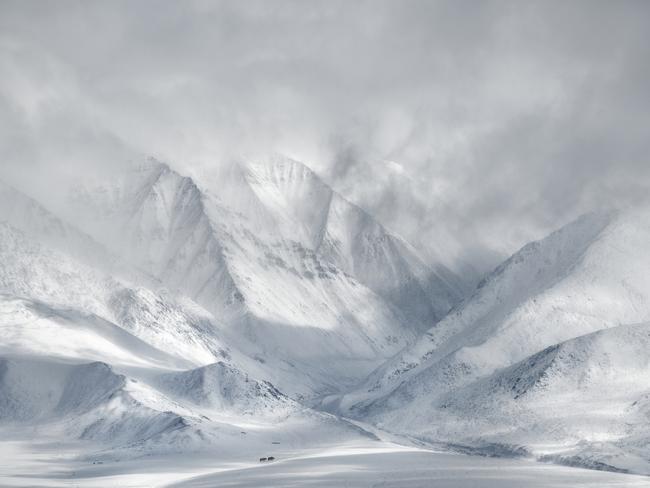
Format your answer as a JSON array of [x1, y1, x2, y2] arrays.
[[1, 437, 648, 488]]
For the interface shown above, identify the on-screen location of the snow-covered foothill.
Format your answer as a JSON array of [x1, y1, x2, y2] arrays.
[[337, 206, 650, 473]]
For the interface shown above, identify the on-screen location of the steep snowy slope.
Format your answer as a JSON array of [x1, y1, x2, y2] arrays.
[[376, 322, 650, 474], [0, 180, 131, 279], [0, 180, 95, 252], [338, 207, 650, 413], [0, 181, 277, 373], [0, 295, 191, 369], [1, 178, 238, 369], [69, 162, 246, 322], [0, 353, 299, 457], [0, 218, 259, 376], [0, 357, 189, 448], [66, 157, 464, 398], [155, 361, 295, 417], [0, 221, 116, 317], [245, 155, 464, 326]]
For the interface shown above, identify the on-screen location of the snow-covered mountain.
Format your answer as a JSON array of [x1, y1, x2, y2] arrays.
[[244, 155, 464, 326], [0, 180, 117, 274], [155, 361, 295, 417], [0, 219, 239, 370], [0, 183, 379, 466], [64, 157, 464, 398], [0, 162, 462, 471], [0, 357, 189, 448], [430, 322, 650, 472], [334, 206, 650, 473], [3, 156, 650, 481]]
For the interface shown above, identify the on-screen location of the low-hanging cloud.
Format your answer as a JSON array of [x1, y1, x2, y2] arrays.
[[1, 0, 649, 275]]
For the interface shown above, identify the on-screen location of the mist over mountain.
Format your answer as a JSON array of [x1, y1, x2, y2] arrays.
[[1, 1, 650, 486]]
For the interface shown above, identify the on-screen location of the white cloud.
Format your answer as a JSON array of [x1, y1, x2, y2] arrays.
[[1, 0, 648, 273]]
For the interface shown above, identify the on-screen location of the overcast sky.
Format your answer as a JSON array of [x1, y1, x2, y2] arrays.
[[1, 0, 649, 274]]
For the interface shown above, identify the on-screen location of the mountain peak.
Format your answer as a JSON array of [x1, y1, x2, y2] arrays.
[[339, 206, 650, 438]]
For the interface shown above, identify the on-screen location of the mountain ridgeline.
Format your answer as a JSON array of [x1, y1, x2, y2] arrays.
[[1, 156, 650, 475], [64, 157, 464, 397]]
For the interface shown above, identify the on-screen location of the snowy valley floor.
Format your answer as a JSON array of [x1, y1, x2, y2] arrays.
[[1, 436, 648, 488]]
